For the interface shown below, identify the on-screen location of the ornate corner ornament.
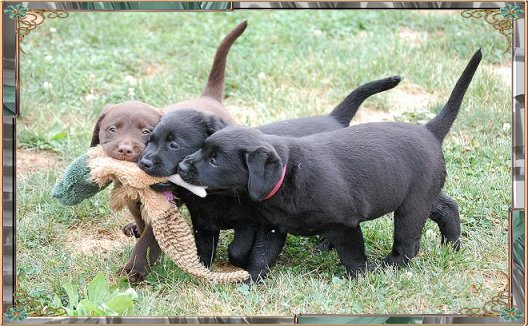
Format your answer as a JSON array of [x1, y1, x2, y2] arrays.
[[459, 271, 523, 321], [4, 4, 68, 50], [3, 277, 66, 320], [461, 4, 524, 52]]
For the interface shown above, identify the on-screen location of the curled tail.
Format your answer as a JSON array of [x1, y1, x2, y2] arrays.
[[330, 75, 401, 126], [426, 49, 482, 142], [202, 20, 248, 102]]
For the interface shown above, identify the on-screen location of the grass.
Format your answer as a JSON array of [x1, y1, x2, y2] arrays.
[[17, 10, 510, 315]]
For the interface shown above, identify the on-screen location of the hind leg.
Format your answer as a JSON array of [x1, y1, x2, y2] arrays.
[[326, 226, 370, 278], [384, 202, 430, 267], [430, 192, 461, 251]]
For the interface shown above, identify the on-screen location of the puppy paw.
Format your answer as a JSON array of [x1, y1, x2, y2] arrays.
[[346, 263, 374, 279], [245, 270, 267, 284], [315, 238, 334, 252], [441, 236, 461, 252], [382, 254, 410, 268], [118, 265, 149, 284], [122, 223, 140, 238]]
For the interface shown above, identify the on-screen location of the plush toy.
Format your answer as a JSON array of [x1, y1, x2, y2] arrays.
[[51, 152, 109, 206], [52, 145, 248, 283]]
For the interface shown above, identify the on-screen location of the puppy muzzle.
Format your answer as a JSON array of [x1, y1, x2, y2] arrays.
[[178, 159, 192, 174]]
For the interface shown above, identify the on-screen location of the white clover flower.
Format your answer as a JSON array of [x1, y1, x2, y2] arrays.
[[426, 229, 436, 238], [124, 75, 138, 85], [42, 81, 52, 89], [85, 94, 97, 102], [49, 27, 57, 33], [45, 55, 53, 61]]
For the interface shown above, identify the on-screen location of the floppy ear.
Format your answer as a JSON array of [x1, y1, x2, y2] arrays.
[[89, 113, 105, 147], [244, 146, 283, 201], [90, 105, 113, 147], [205, 115, 227, 137]]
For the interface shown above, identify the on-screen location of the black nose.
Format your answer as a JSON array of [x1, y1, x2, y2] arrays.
[[178, 159, 191, 173], [139, 157, 153, 170]]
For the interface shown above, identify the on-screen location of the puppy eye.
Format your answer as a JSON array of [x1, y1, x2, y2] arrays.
[[209, 154, 218, 167], [170, 142, 181, 150], [141, 129, 151, 135], [108, 126, 117, 133]]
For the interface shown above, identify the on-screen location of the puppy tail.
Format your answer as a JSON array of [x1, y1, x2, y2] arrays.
[[426, 49, 482, 142], [329, 75, 401, 126], [202, 20, 248, 102]]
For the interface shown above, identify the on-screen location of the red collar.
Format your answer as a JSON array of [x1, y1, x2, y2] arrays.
[[262, 165, 287, 201]]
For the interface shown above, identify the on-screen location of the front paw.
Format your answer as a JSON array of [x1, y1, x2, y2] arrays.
[[150, 182, 173, 193], [346, 263, 375, 279], [315, 238, 334, 252], [243, 269, 269, 285], [118, 264, 149, 284], [122, 223, 140, 238]]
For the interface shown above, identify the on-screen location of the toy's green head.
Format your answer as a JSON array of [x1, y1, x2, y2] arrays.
[[51, 152, 109, 205]]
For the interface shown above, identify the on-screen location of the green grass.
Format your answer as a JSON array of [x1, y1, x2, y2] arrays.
[[17, 10, 510, 315]]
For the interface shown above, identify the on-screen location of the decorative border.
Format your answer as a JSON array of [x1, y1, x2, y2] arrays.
[[459, 271, 522, 320], [1, 2, 525, 323], [460, 4, 524, 52], [3, 277, 66, 321], [4, 5, 69, 52]]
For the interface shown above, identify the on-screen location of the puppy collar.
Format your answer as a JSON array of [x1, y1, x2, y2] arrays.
[[262, 165, 287, 201]]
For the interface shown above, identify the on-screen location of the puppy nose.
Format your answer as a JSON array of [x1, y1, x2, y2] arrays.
[[139, 157, 153, 170], [178, 159, 192, 173], [117, 144, 134, 156]]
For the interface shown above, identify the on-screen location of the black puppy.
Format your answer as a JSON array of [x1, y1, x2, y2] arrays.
[[139, 76, 402, 270], [178, 50, 481, 279]]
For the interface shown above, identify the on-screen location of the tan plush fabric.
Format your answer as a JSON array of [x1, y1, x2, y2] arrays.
[[87, 146, 249, 283]]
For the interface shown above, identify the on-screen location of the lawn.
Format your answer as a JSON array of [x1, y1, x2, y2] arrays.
[[17, 10, 511, 315]]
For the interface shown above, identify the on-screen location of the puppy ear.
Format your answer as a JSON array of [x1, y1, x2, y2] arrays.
[[90, 113, 105, 147], [90, 105, 113, 147], [245, 146, 283, 201], [205, 115, 227, 137]]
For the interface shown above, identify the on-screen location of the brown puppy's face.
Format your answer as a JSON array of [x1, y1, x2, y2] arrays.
[[90, 101, 161, 162]]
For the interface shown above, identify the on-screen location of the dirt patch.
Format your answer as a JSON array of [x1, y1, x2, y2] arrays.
[[16, 149, 62, 174], [487, 63, 511, 86], [388, 83, 438, 112], [212, 261, 246, 273], [351, 107, 394, 125], [141, 62, 164, 77], [399, 28, 427, 47], [65, 221, 131, 257], [353, 83, 437, 124]]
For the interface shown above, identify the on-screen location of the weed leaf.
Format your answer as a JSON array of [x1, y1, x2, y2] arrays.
[[86, 272, 109, 304]]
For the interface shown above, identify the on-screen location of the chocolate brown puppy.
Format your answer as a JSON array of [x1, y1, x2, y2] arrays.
[[116, 21, 248, 283], [89, 100, 161, 277], [90, 100, 161, 255], [178, 50, 481, 281]]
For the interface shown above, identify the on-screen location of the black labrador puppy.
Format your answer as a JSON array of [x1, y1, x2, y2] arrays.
[[178, 50, 481, 279], [139, 76, 402, 272]]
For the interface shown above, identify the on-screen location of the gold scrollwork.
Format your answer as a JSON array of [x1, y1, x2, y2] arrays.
[[13, 277, 67, 317], [459, 271, 516, 317], [17, 10, 69, 45], [461, 9, 513, 52]]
